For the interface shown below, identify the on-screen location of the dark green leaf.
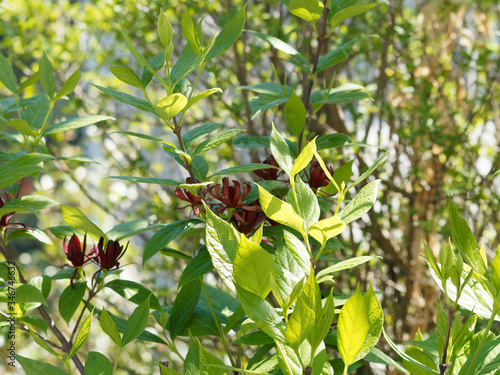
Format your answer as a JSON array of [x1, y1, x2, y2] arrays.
[[210, 163, 278, 177], [17, 355, 68, 375], [0, 51, 17, 93], [55, 67, 81, 100], [182, 122, 223, 148], [91, 84, 156, 114], [110, 65, 144, 89], [206, 6, 247, 61], [99, 308, 122, 347], [178, 247, 213, 288], [192, 129, 244, 156], [14, 283, 47, 305], [168, 279, 201, 339], [284, 91, 306, 138], [122, 295, 151, 346], [85, 351, 113, 375], [170, 44, 204, 85], [59, 282, 86, 324], [106, 219, 162, 241], [40, 52, 55, 99], [234, 135, 270, 149]]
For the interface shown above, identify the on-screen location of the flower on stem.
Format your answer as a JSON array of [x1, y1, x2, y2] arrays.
[[254, 156, 284, 180], [304, 161, 333, 190], [209, 177, 250, 213], [95, 237, 128, 271], [231, 201, 267, 234], [0, 195, 26, 230], [62, 233, 96, 288], [175, 178, 205, 215]]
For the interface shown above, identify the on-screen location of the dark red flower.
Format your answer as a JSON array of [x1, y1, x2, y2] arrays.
[[254, 156, 284, 180], [95, 237, 128, 271], [0, 196, 15, 228], [231, 201, 267, 234], [209, 178, 250, 212], [304, 161, 333, 189], [175, 178, 204, 215], [63, 233, 95, 268]]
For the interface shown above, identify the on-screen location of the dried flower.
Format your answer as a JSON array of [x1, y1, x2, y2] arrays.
[[95, 237, 128, 271], [254, 156, 284, 180], [304, 161, 333, 189]]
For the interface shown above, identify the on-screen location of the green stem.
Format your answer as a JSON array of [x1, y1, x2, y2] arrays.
[[201, 280, 236, 367], [63, 359, 74, 374], [464, 306, 499, 375], [112, 346, 122, 375], [32, 100, 54, 151]]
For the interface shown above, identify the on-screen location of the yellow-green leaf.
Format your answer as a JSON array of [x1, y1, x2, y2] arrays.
[[155, 93, 188, 121], [60, 205, 105, 241], [291, 138, 316, 178], [308, 215, 346, 246], [289, 0, 324, 23]]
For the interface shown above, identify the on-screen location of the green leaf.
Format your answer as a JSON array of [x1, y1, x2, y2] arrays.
[[141, 50, 165, 87], [338, 283, 383, 369], [247, 31, 310, 73], [22, 94, 51, 130], [110, 65, 144, 89], [182, 122, 223, 148], [339, 180, 380, 224], [317, 36, 373, 73], [317, 256, 380, 283], [233, 236, 275, 298], [210, 163, 278, 178], [181, 9, 202, 55], [492, 245, 500, 296], [155, 93, 188, 122], [291, 139, 316, 178], [18, 71, 40, 93], [192, 129, 244, 156], [111, 131, 163, 142], [289, 0, 324, 23], [285, 294, 315, 349], [68, 311, 92, 358], [283, 231, 310, 274], [109, 175, 181, 187], [28, 328, 62, 359], [449, 199, 487, 275], [403, 346, 437, 375], [91, 84, 156, 114], [234, 135, 270, 149], [288, 177, 320, 230], [122, 295, 151, 346], [0, 195, 58, 218], [55, 67, 81, 100], [0, 51, 17, 93], [0, 153, 52, 189], [15, 283, 47, 305], [40, 52, 56, 99], [43, 115, 114, 137], [106, 219, 162, 241], [312, 290, 335, 351], [308, 215, 346, 248], [250, 95, 290, 118], [143, 219, 200, 264], [168, 280, 200, 339], [311, 83, 371, 105], [204, 203, 240, 292], [178, 247, 214, 288], [347, 150, 388, 190], [236, 285, 286, 342], [100, 308, 122, 346], [184, 88, 222, 111], [329, 3, 379, 29], [60, 205, 105, 241], [170, 44, 205, 85], [17, 355, 69, 375], [206, 6, 246, 60], [105, 279, 161, 310], [158, 11, 173, 48], [315, 133, 351, 150], [21, 315, 49, 333], [7, 228, 53, 245], [270, 124, 293, 176], [284, 91, 307, 138], [257, 185, 304, 235], [159, 363, 182, 375], [85, 351, 113, 375], [6, 119, 37, 137], [59, 282, 86, 324]]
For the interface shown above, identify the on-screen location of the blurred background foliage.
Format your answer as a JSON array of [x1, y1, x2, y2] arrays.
[[1, 0, 499, 374]]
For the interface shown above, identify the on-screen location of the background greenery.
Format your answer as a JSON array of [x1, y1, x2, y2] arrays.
[[1, 0, 499, 374]]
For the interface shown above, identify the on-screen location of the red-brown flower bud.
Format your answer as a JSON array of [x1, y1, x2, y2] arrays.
[[175, 178, 205, 215], [63, 233, 95, 268], [305, 161, 333, 189]]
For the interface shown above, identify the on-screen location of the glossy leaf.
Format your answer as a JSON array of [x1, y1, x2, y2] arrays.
[[158, 11, 173, 48], [68, 311, 92, 358], [184, 88, 222, 111], [308, 215, 346, 247], [206, 5, 246, 60], [85, 352, 113, 375], [40, 52, 55, 99], [0, 153, 52, 189], [168, 280, 200, 339], [338, 283, 383, 369], [291, 139, 316, 178], [210, 163, 278, 177], [270, 124, 293, 176], [6, 119, 37, 137], [110, 65, 144, 89], [170, 44, 205, 85], [340, 180, 380, 224], [329, 3, 379, 29], [317, 256, 380, 283], [28, 328, 62, 359], [258, 185, 304, 235], [143, 219, 200, 264], [55, 67, 81, 100], [284, 91, 307, 138], [0, 195, 58, 218], [347, 150, 387, 190], [204, 203, 240, 292], [289, 0, 324, 23], [192, 129, 244, 156], [155, 93, 188, 121], [285, 294, 315, 349], [311, 83, 371, 105], [59, 282, 86, 324], [178, 247, 214, 288], [60, 205, 105, 241], [122, 295, 151, 346], [106, 219, 162, 241], [182, 122, 223, 148], [91, 84, 156, 114], [181, 9, 202, 55], [17, 355, 69, 375], [43, 115, 114, 137], [288, 177, 320, 230], [100, 308, 122, 346]]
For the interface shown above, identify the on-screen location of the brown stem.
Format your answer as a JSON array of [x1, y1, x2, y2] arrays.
[[439, 306, 455, 375], [298, 0, 330, 152]]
